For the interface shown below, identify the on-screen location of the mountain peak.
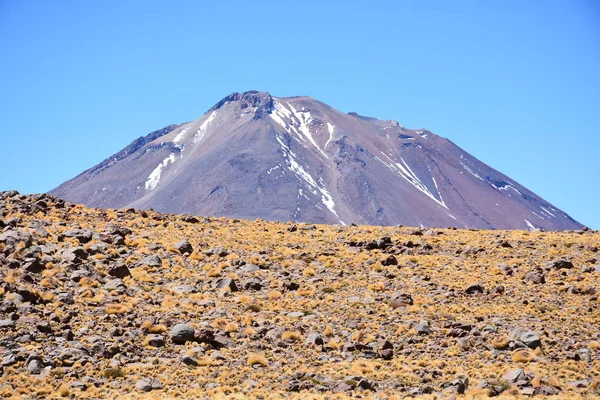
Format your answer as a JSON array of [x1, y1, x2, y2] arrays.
[[49, 91, 584, 230], [211, 90, 272, 109]]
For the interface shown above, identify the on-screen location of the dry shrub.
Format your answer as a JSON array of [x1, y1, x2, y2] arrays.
[[248, 354, 268, 367]]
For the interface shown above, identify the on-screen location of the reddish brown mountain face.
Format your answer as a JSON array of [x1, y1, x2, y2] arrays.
[[50, 91, 582, 230]]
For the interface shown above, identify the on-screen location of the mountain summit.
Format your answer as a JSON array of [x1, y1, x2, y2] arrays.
[[50, 90, 582, 230]]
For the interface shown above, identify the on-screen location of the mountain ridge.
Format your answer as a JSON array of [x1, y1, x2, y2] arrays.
[[49, 90, 583, 230]]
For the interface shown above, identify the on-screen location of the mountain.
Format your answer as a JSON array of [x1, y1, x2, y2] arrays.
[[50, 90, 582, 230]]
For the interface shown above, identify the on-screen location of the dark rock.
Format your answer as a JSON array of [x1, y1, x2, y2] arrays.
[[22, 258, 44, 273], [171, 324, 195, 344], [172, 240, 193, 254], [381, 255, 398, 266], [306, 333, 324, 346], [0, 229, 33, 247], [545, 259, 574, 270], [284, 281, 300, 291], [60, 229, 93, 244], [147, 335, 165, 347], [390, 291, 413, 305], [215, 278, 238, 292], [244, 279, 263, 291], [477, 379, 509, 397], [465, 283, 485, 295], [181, 356, 199, 367], [140, 255, 162, 267], [108, 262, 131, 278], [534, 385, 560, 395], [135, 378, 163, 392], [524, 268, 545, 284], [442, 378, 468, 394]]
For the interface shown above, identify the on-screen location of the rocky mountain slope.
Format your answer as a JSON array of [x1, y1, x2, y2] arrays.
[[0, 191, 598, 398], [50, 91, 582, 231]]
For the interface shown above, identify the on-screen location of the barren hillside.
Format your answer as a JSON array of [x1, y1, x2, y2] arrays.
[[0, 191, 598, 399]]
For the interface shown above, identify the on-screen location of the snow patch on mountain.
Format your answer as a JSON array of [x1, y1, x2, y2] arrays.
[[173, 127, 191, 144], [193, 111, 217, 144], [459, 162, 484, 181], [376, 152, 448, 209], [325, 123, 335, 148], [540, 206, 556, 218], [524, 219, 536, 231], [145, 153, 176, 190], [276, 134, 340, 220], [270, 100, 329, 160]]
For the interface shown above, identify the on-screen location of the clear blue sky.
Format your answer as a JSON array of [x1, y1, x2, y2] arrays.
[[1, 1, 598, 228]]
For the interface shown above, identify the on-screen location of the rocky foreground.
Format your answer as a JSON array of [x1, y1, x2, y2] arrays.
[[0, 191, 598, 399]]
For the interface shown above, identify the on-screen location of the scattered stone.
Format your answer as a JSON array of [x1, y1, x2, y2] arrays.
[[60, 229, 93, 243], [172, 240, 193, 254], [215, 278, 238, 292], [545, 259, 574, 270], [306, 333, 324, 346], [465, 283, 484, 295], [441, 377, 468, 394], [135, 378, 163, 392], [524, 268, 546, 284], [171, 324, 195, 344], [147, 335, 165, 347], [415, 320, 431, 335]]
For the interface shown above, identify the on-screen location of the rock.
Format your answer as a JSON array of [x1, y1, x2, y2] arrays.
[[502, 368, 527, 384], [477, 379, 509, 397], [240, 263, 260, 272], [287, 311, 304, 318], [457, 337, 470, 350], [140, 255, 162, 267], [181, 356, 198, 367], [284, 281, 300, 291], [465, 283, 484, 294], [170, 284, 196, 294], [107, 262, 131, 278], [568, 379, 590, 388], [578, 348, 592, 362], [545, 259, 574, 270], [171, 324, 195, 344], [442, 378, 468, 394], [147, 335, 165, 347], [69, 381, 88, 390], [22, 258, 44, 273], [244, 279, 263, 291], [172, 240, 193, 254], [381, 255, 398, 266], [534, 385, 560, 395], [1, 353, 18, 366], [25, 355, 43, 375], [521, 387, 535, 395], [215, 278, 238, 292], [524, 268, 546, 284], [509, 329, 541, 349], [135, 378, 163, 392], [60, 229, 93, 244], [0, 229, 33, 247], [345, 376, 376, 391], [390, 291, 413, 305], [104, 279, 126, 291], [415, 320, 431, 335], [306, 333, 324, 346]]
